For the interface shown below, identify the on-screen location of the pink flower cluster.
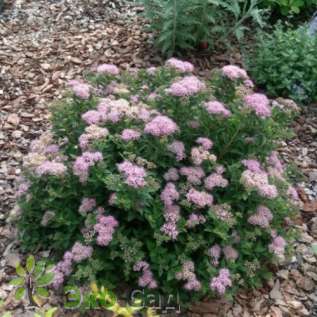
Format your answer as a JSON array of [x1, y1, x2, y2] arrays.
[[267, 151, 284, 179], [186, 188, 213, 208], [117, 160, 147, 188], [223, 246, 239, 261], [16, 182, 30, 198], [222, 65, 248, 80], [94, 215, 118, 246], [53, 242, 93, 289], [208, 244, 221, 266], [186, 213, 206, 228], [79, 125, 109, 149], [196, 137, 213, 150], [287, 186, 299, 202], [176, 261, 201, 291], [191, 146, 216, 166], [144, 115, 178, 137], [241, 168, 278, 199], [167, 76, 205, 97], [120, 129, 141, 142], [242, 159, 263, 173], [160, 183, 179, 206], [165, 58, 194, 73], [36, 161, 67, 177], [180, 166, 205, 185], [96, 64, 119, 75], [269, 235, 286, 256], [204, 170, 228, 191], [68, 80, 90, 99], [161, 205, 180, 240], [244, 93, 271, 118], [248, 205, 273, 228], [168, 141, 186, 161], [204, 101, 231, 117], [210, 268, 232, 295], [73, 151, 103, 183], [164, 168, 179, 182], [133, 261, 157, 289], [160, 183, 180, 239], [78, 197, 96, 215], [212, 204, 235, 224]]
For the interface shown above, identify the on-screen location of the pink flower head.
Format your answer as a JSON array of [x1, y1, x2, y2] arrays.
[[71, 242, 93, 263], [144, 115, 178, 137], [117, 160, 147, 188], [133, 261, 157, 289], [186, 188, 213, 208], [196, 137, 213, 150], [160, 183, 179, 206], [244, 93, 271, 118], [164, 168, 179, 182], [223, 246, 239, 261], [269, 235, 286, 256], [82, 110, 101, 125], [36, 161, 67, 177], [94, 215, 118, 246], [208, 244, 221, 266], [96, 64, 119, 75], [180, 166, 205, 185], [241, 159, 263, 173], [186, 213, 206, 228], [176, 261, 201, 291], [161, 204, 180, 240], [16, 182, 30, 198], [165, 58, 194, 73], [204, 172, 228, 191], [267, 151, 284, 174], [241, 169, 278, 199], [287, 186, 299, 202], [120, 129, 141, 142], [167, 76, 205, 97], [168, 141, 186, 161], [146, 67, 157, 75], [204, 101, 231, 117], [79, 197, 96, 215], [248, 205, 273, 228], [222, 65, 248, 80], [69, 82, 90, 99], [73, 151, 103, 183], [210, 268, 232, 295]]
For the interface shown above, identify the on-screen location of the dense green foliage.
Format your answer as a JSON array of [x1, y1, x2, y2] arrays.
[[262, 0, 317, 15], [17, 61, 298, 304], [141, 0, 266, 55], [246, 25, 317, 103]]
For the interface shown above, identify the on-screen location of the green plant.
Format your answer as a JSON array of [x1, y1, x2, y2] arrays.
[[141, 0, 266, 55], [17, 60, 298, 305], [10, 255, 54, 306], [262, 0, 317, 15], [245, 25, 317, 103]]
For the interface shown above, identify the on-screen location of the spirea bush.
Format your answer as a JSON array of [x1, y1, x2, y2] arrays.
[[246, 25, 317, 104], [17, 59, 299, 304]]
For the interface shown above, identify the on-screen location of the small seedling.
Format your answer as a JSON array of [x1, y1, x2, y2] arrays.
[[10, 255, 54, 306]]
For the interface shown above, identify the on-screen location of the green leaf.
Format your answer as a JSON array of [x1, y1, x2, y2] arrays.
[[16, 264, 26, 278], [33, 261, 46, 279], [45, 307, 58, 317], [26, 255, 35, 274], [15, 287, 26, 301], [9, 277, 24, 287], [1, 313, 13, 317], [35, 287, 49, 298], [312, 243, 317, 255], [36, 272, 54, 287]]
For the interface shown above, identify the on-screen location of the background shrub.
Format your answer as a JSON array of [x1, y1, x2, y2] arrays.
[[140, 0, 266, 56], [261, 0, 317, 16], [17, 60, 298, 304], [245, 25, 317, 103]]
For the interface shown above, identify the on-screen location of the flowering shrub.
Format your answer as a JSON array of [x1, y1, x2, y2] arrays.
[[17, 60, 298, 304]]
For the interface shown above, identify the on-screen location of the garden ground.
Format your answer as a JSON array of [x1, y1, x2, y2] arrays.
[[0, 1, 316, 316]]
